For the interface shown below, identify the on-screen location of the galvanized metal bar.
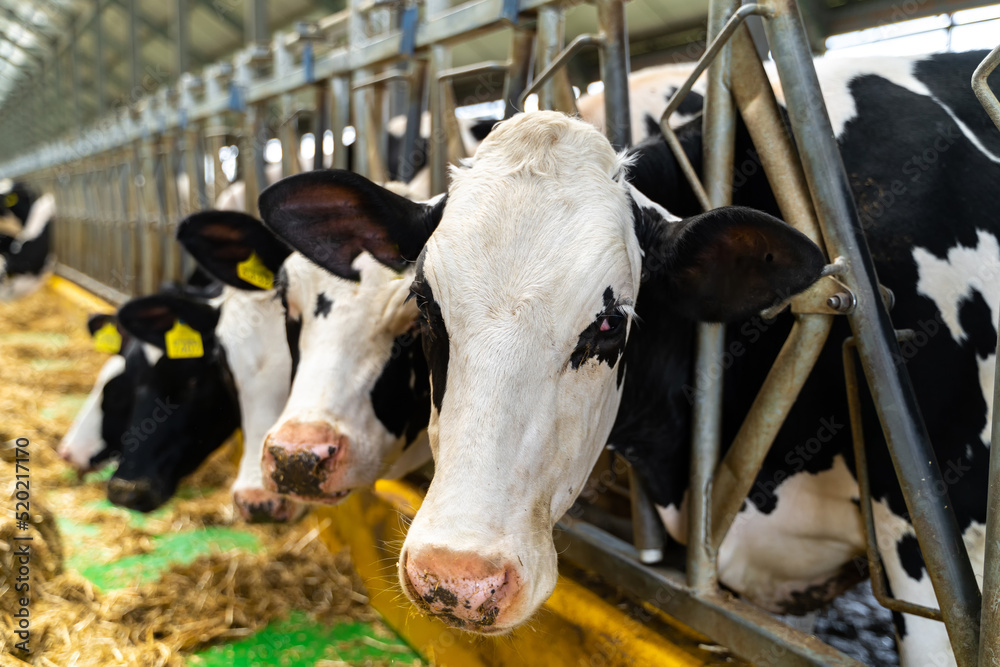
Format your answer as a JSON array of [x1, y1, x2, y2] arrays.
[[658, 123, 712, 211], [95, 6, 106, 118], [428, 37, 451, 193], [534, 6, 576, 114], [331, 75, 351, 171], [843, 336, 945, 622], [554, 516, 865, 667], [399, 61, 425, 182], [972, 44, 1000, 133], [972, 44, 1000, 667], [519, 33, 603, 109], [595, 0, 630, 152], [245, 0, 268, 45], [502, 26, 534, 119], [982, 312, 1000, 667], [129, 0, 140, 93], [175, 0, 190, 78], [709, 25, 832, 550], [659, 3, 766, 132], [762, 1, 982, 663], [686, 0, 739, 595]]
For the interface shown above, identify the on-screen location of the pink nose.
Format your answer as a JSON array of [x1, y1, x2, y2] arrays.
[[402, 546, 522, 631], [232, 488, 307, 523], [261, 421, 350, 500]]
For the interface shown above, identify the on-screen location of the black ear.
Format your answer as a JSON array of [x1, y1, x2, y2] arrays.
[[177, 210, 291, 291], [87, 312, 117, 337], [637, 202, 825, 322], [117, 294, 220, 352], [258, 169, 444, 280]]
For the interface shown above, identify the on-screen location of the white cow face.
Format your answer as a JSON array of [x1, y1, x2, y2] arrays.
[[260, 252, 428, 504], [259, 111, 825, 634]]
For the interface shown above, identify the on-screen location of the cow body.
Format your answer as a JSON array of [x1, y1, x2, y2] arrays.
[[0, 182, 55, 301], [599, 51, 999, 666]]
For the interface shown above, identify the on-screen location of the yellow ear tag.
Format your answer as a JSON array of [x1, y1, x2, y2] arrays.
[[92, 322, 122, 354], [4, 193, 17, 208], [164, 320, 204, 359], [236, 251, 274, 289]]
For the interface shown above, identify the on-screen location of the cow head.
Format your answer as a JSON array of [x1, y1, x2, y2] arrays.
[[260, 112, 824, 632], [109, 293, 241, 512], [0, 182, 55, 301], [177, 209, 305, 523], [58, 314, 135, 471], [254, 176, 433, 504], [255, 249, 430, 504]]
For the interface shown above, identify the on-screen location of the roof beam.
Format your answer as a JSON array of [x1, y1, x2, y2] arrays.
[[191, 0, 243, 34]]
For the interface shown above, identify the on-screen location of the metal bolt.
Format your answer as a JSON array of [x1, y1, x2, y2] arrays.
[[827, 291, 856, 313]]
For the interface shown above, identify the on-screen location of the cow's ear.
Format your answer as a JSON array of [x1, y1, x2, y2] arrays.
[[117, 294, 220, 353], [177, 210, 291, 291], [258, 169, 444, 280], [87, 312, 131, 351], [633, 192, 825, 322]]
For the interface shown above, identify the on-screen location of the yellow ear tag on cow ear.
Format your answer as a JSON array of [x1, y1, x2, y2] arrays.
[[92, 322, 122, 354], [164, 320, 204, 359], [5, 193, 18, 208], [236, 251, 274, 289]]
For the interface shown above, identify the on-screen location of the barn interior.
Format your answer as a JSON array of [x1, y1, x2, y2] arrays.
[[1, 0, 1000, 666]]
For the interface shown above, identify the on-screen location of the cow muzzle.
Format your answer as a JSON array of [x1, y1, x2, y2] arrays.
[[107, 477, 164, 513], [400, 546, 524, 633], [261, 421, 352, 503], [232, 487, 308, 523]]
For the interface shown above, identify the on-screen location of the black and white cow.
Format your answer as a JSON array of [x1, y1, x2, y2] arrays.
[[259, 51, 999, 666], [105, 291, 242, 511], [0, 180, 56, 300]]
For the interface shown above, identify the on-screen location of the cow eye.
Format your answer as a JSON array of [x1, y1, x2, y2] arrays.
[[598, 314, 625, 336]]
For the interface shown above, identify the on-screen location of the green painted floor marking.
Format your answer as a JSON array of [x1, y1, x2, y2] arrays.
[[77, 527, 261, 592], [41, 392, 89, 420], [58, 462, 118, 484], [188, 610, 421, 667], [0, 332, 69, 347], [31, 358, 78, 372]]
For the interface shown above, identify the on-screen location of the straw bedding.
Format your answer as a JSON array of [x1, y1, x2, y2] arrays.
[[0, 287, 419, 666]]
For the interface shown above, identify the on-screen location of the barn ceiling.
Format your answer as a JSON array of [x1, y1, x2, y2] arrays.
[[0, 0, 995, 149]]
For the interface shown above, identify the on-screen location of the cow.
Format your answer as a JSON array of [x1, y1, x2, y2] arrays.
[[175, 209, 304, 521], [257, 50, 999, 666], [105, 290, 242, 511], [0, 180, 56, 301]]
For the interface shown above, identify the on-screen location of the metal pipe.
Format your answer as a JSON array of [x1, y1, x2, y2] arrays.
[[174, 0, 190, 79], [595, 0, 630, 151], [95, 7, 105, 118], [535, 6, 576, 114], [518, 33, 603, 109], [686, 0, 739, 595], [844, 336, 945, 622], [502, 26, 534, 119], [708, 25, 832, 549], [331, 75, 350, 171], [762, 1, 982, 663], [659, 3, 767, 135], [972, 44, 1000, 667], [711, 314, 832, 549], [399, 61, 425, 182]]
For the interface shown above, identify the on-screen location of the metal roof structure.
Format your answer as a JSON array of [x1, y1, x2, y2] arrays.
[[0, 0, 995, 161]]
